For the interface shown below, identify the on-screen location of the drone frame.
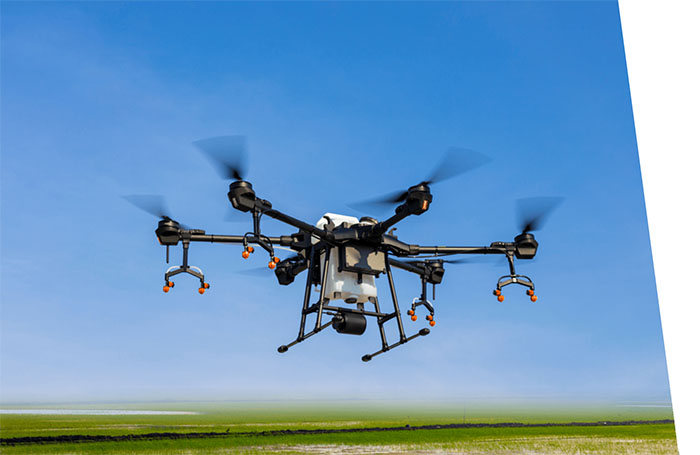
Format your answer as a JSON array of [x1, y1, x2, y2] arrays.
[[153, 179, 541, 361]]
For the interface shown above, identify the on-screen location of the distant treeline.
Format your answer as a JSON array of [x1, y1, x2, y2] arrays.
[[0, 419, 675, 446]]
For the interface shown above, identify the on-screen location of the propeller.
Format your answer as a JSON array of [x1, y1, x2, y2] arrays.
[[123, 194, 190, 229], [224, 208, 252, 224], [403, 256, 501, 266], [349, 147, 490, 211], [441, 257, 494, 265], [516, 197, 564, 234], [193, 135, 248, 180]]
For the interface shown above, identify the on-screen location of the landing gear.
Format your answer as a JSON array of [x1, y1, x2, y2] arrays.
[[277, 246, 430, 361]]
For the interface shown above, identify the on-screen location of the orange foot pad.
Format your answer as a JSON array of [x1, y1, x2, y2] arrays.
[[198, 288, 205, 294], [497, 295, 505, 302], [163, 286, 170, 293]]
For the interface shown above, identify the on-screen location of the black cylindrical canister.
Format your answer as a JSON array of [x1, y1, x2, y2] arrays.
[[332, 312, 367, 335]]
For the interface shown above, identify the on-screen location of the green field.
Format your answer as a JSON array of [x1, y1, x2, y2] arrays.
[[0, 401, 678, 454]]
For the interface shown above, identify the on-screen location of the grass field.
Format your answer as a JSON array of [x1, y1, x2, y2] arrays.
[[0, 401, 678, 454]]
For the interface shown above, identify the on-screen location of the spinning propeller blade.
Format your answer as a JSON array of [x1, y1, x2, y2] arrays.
[[347, 189, 409, 212], [224, 209, 252, 224], [441, 257, 488, 265], [445, 256, 507, 268], [424, 147, 491, 186], [123, 195, 170, 219], [123, 194, 190, 229], [349, 147, 490, 210], [517, 197, 564, 234], [405, 256, 500, 266], [193, 135, 248, 180]]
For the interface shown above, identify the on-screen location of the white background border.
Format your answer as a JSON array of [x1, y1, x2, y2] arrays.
[[619, 1, 699, 453]]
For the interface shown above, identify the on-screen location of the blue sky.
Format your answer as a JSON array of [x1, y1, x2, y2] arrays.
[[0, 1, 669, 404]]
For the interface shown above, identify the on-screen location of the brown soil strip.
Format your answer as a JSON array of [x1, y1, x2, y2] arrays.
[[0, 419, 674, 446]]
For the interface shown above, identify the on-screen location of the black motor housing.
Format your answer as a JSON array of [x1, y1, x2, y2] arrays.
[[274, 262, 295, 285], [404, 183, 433, 215], [514, 232, 538, 259], [426, 261, 445, 284], [332, 312, 367, 335], [228, 180, 256, 212], [155, 218, 181, 246]]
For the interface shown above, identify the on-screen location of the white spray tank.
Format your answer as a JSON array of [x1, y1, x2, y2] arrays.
[[314, 213, 380, 304]]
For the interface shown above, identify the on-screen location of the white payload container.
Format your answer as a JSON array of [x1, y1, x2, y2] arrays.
[[315, 213, 379, 304]]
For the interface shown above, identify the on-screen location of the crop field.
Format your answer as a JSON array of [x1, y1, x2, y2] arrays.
[[0, 401, 677, 454]]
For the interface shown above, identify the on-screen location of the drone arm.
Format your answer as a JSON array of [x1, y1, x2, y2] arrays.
[[384, 238, 513, 258], [371, 195, 431, 237], [414, 245, 508, 255], [387, 258, 424, 275], [228, 182, 334, 242], [372, 210, 412, 237], [260, 208, 334, 242], [188, 233, 295, 246], [413, 234, 538, 260]]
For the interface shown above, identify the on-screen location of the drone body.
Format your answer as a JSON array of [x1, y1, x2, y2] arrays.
[[128, 136, 561, 361], [313, 213, 379, 305]]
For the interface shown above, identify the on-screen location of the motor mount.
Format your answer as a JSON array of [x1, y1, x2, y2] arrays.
[[404, 183, 433, 215], [228, 180, 257, 212], [514, 232, 538, 259], [155, 218, 181, 246], [425, 260, 445, 284]]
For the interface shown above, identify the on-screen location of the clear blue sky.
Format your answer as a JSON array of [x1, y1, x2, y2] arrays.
[[1, 1, 669, 404]]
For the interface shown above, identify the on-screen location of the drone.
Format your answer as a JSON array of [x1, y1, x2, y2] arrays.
[[126, 136, 561, 362]]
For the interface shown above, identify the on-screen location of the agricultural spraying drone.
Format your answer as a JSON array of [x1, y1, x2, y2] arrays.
[[126, 136, 561, 361]]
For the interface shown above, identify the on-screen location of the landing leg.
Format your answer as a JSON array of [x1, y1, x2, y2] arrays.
[[362, 329, 430, 362], [385, 258, 407, 342], [369, 297, 389, 352], [362, 259, 431, 361], [278, 247, 332, 353], [278, 318, 334, 353]]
